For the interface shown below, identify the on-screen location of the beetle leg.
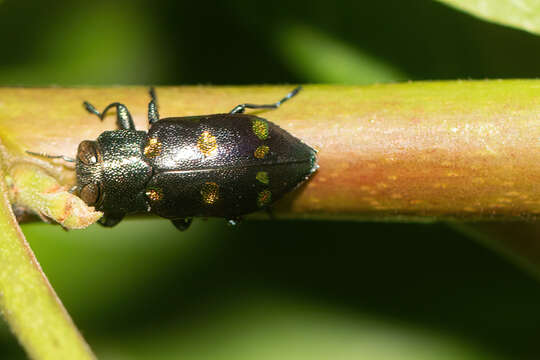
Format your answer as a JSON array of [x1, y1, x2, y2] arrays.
[[229, 86, 302, 114], [171, 218, 192, 231], [98, 213, 125, 227], [83, 101, 136, 130], [148, 87, 160, 125]]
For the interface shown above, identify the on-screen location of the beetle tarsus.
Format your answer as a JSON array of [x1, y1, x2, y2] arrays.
[[171, 218, 192, 231], [83, 101, 101, 117], [229, 86, 302, 114], [83, 101, 136, 130]]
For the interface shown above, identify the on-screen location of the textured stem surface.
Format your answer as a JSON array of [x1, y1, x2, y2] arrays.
[[0, 82, 537, 221]]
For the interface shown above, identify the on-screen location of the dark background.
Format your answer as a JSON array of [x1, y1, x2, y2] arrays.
[[1, 1, 540, 359]]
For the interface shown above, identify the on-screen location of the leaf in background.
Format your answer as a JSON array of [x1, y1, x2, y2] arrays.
[[0, 1, 167, 85], [437, 0, 540, 36], [97, 297, 498, 360], [275, 24, 407, 84]]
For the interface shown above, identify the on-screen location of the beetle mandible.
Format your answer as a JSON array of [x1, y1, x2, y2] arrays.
[[29, 87, 318, 231]]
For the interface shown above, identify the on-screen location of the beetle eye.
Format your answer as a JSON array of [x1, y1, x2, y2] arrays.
[[79, 183, 101, 206], [77, 141, 99, 165]]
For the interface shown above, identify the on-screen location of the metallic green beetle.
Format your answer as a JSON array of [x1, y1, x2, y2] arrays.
[[34, 87, 318, 230]]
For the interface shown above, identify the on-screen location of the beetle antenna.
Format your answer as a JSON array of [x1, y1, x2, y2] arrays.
[[26, 151, 75, 163]]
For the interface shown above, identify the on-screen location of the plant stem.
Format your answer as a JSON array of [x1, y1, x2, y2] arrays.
[[1, 82, 537, 221], [0, 165, 95, 359]]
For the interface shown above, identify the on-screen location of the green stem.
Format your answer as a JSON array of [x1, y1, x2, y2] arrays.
[[1, 82, 538, 222], [0, 164, 95, 359]]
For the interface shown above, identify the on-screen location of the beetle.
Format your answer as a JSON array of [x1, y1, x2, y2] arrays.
[[29, 87, 318, 231]]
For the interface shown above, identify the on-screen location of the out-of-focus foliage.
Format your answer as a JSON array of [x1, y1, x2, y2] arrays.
[[0, 1, 167, 85], [1, 0, 540, 359], [5, 220, 540, 360], [275, 24, 406, 84], [437, 0, 540, 36]]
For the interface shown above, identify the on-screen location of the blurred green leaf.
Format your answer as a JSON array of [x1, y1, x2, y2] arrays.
[[97, 297, 499, 360], [437, 0, 540, 36], [0, 1, 167, 85], [275, 24, 406, 84], [17, 219, 223, 320]]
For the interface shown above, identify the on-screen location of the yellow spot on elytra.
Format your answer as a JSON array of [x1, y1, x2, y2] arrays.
[[197, 131, 218, 157], [144, 138, 162, 158], [254, 145, 269, 159], [257, 189, 272, 207], [201, 182, 219, 204], [252, 119, 269, 140], [388, 175, 397, 181], [146, 188, 163, 202], [256, 171, 269, 185]]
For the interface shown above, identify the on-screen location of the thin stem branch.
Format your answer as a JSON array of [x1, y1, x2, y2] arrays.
[[0, 165, 95, 359]]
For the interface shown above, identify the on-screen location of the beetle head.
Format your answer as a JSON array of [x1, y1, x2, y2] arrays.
[[76, 130, 152, 214], [76, 140, 103, 207]]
